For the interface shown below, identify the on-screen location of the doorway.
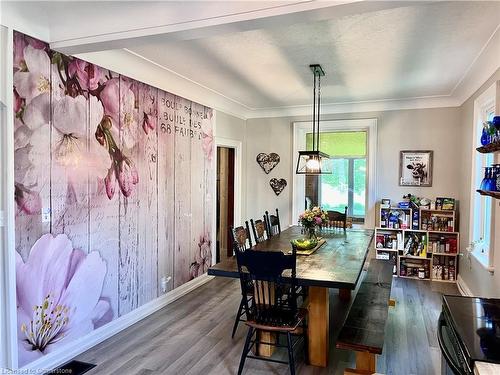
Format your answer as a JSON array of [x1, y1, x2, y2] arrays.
[[216, 146, 235, 263]]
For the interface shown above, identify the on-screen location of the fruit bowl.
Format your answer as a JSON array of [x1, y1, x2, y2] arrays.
[[291, 238, 318, 250]]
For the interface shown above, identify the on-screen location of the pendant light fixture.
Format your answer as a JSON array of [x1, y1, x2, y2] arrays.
[[296, 64, 332, 175]]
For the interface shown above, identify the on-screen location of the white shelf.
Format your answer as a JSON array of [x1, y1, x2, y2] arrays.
[[376, 248, 398, 252]]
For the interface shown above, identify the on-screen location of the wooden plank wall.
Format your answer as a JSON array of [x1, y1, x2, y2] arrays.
[[13, 31, 215, 357]]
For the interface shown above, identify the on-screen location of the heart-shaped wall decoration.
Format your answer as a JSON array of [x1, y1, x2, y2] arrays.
[[270, 178, 287, 196], [256, 153, 280, 174]]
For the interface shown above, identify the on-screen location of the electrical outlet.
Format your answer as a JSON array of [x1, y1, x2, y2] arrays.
[[41, 208, 51, 223]]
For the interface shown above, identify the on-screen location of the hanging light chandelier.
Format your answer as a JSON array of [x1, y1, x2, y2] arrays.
[[296, 64, 332, 175]]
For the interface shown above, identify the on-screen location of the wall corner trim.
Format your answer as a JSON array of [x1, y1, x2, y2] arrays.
[[457, 274, 474, 297], [19, 274, 214, 372]]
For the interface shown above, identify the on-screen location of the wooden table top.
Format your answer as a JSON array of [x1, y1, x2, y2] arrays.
[[208, 226, 374, 289]]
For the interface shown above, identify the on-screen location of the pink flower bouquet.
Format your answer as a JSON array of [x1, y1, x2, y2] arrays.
[[298, 206, 327, 239]]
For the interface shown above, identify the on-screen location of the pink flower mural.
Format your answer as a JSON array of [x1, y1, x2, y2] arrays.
[[13, 30, 214, 368], [16, 234, 111, 366], [189, 232, 212, 279]]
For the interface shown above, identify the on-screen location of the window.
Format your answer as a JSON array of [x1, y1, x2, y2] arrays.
[[305, 131, 367, 220], [470, 83, 497, 270]]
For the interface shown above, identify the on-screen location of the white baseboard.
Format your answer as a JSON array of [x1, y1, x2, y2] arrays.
[[457, 274, 474, 297], [20, 274, 214, 373]]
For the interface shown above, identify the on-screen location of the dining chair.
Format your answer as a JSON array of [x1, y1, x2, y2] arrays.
[[230, 221, 253, 253], [236, 248, 307, 375], [250, 217, 268, 244], [265, 208, 281, 237], [229, 221, 253, 338], [326, 206, 348, 232]]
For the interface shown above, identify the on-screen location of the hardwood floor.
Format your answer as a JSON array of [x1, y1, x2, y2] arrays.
[[77, 276, 459, 375]]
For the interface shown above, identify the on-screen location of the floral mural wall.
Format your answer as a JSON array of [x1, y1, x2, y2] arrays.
[[13, 31, 214, 367]]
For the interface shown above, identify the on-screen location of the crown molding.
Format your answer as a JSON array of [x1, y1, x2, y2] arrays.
[[453, 24, 500, 106], [246, 95, 460, 118], [76, 49, 250, 120]]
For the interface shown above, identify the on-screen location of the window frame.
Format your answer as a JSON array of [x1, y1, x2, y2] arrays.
[[469, 81, 499, 272], [292, 119, 377, 228]]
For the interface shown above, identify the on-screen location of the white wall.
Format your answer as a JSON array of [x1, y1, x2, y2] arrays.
[[246, 107, 462, 228], [245, 118, 294, 227], [458, 69, 500, 298]]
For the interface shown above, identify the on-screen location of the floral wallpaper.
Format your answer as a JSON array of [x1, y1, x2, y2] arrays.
[[13, 31, 214, 367]]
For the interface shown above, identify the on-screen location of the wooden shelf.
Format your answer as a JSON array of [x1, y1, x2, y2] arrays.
[[400, 254, 431, 260], [398, 275, 430, 281], [420, 208, 455, 213], [477, 190, 500, 199], [432, 252, 458, 257], [476, 141, 500, 154], [432, 279, 457, 283], [428, 230, 459, 235]]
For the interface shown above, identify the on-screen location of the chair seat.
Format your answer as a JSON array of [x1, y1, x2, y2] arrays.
[[245, 307, 307, 332]]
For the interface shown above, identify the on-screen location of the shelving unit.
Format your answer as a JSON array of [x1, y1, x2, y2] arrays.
[[476, 141, 500, 154], [476, 189, 500, 199], [476, 138, 499, 199], [375, 204, 459, 282]]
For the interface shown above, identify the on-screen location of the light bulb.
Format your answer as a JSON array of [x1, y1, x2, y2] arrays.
[[306, 157, 320, 171]]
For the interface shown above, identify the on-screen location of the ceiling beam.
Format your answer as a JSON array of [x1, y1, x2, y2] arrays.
[[51, 1, 418, 55]]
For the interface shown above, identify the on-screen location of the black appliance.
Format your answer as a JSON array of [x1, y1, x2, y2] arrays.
[[439, 295, 500, 375]]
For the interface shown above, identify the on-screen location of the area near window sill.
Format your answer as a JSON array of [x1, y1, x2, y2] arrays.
[[471, 251, 495, 274]]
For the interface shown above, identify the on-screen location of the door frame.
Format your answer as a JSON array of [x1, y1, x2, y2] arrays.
[[292, 119, 378, 228], [214, 137, 242, 264], [0, 25, 19, 369]]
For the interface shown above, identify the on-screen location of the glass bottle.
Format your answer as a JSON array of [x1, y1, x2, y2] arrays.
[[481, 124, 491, 146], [485, 167, 497, 191], [480, 167, 490, 190]]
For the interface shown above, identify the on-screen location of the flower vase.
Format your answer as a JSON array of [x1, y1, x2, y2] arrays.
[[307, 226, 317, 240]]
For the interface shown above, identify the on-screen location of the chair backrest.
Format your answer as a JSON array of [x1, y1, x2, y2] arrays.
[[265, 208, 281, 237], [236, 248, 298, 318], [229, 221, 252, 253], [250, 217, 268, 244], [327, 206, 348, 230]]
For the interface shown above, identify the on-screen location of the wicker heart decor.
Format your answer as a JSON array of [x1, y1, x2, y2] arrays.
[[256, 153, 280, 174], [269, 178, 287, 196]]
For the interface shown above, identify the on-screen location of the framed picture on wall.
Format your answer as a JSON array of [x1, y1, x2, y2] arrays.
[[399, 150, 433, 186]]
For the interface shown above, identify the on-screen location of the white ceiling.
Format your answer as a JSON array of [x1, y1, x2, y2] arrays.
[[3, 1, 500, 118], [127, 1, 500, 111]]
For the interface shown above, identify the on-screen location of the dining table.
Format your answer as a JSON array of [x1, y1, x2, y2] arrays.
[[207, 226, 374, 367]]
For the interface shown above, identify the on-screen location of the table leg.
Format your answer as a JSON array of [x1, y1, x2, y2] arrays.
[[256, 331, 275, 356], [308, 286, 329, 367], [339, 288, 351, 301], [254, 281, 276, 357]]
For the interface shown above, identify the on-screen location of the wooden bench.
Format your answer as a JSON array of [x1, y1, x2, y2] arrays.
[[336, 259, 394, 375]]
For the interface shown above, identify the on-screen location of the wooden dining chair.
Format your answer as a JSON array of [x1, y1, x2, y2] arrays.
[[265, 208, 281, 237], [250, 217, 268, 244], [327, 207, 348, 232], [230, 222, 253, 253], [236, 248, 307, 375], [229, 222, 253, 338]]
